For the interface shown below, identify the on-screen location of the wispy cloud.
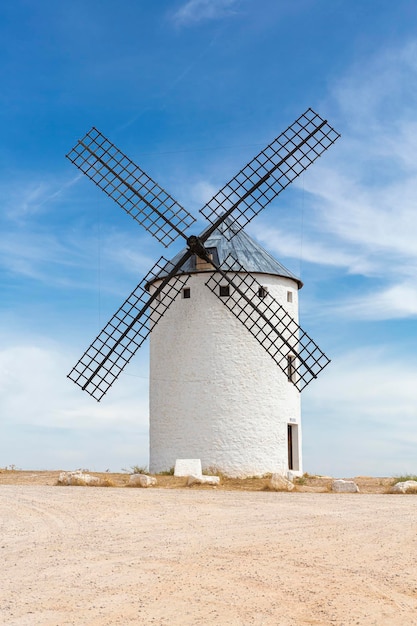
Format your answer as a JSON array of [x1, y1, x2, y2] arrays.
[[311, 347, 417, 421], [172, 0, 239, 26], [0, 231, 71, 282], [333, 40, 417, 135], [325, 280, 417, 321], [252, 221, 372, 275], [304, 346, 417, 475], [1, 174, 82, 222], [250, 40, 417, 322], [301, 164, 417, 269], [0, 220, 155, 294], [191, 179, 218, 205]]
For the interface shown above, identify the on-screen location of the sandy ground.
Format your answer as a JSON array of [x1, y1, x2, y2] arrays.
[[1, 475, 416, 625]]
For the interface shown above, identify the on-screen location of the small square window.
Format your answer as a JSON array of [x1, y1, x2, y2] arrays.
[[183, 287, 191, 299], [258, 286, 268, 299], [287, 291, 293, 303], [219, 285, 230, 297]]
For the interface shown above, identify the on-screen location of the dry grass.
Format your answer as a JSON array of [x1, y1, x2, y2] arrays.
[[0, 470, 401, 493]]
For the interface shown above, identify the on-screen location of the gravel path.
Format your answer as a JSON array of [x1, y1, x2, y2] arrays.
[[1, 485, 416, 625]]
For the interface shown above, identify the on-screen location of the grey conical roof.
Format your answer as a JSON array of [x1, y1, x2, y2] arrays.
[[153, 218, 302, 288]]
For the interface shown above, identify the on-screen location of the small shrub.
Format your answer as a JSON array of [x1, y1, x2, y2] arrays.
[[202, 467, 227, 480], [295, 473, 317, 485], [3, 464, 20, 471], [122, 465, 149, 475], [391, 474, 417, 485], [130, 465, 149, 475], [157, 467, 175, 476]]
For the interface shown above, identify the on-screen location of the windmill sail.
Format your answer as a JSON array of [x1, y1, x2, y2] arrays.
[[205, 255, 330, 391], [66, 127, 195, 247], [200, 108, 340, 241], [68, 256, 190, 401]]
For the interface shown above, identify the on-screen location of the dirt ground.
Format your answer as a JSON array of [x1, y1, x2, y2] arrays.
[[1, 472, 416, 625]]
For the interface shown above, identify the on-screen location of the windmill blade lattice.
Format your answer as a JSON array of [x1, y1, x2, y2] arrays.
[[66, 127, 195, 247], [66, 109, 339, 400], [200, 108, 340, 241], [68, 257, 190, 401], [205, 255, 330, 391]]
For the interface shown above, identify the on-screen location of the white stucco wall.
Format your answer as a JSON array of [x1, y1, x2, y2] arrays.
[[148, 270, 302, 477]]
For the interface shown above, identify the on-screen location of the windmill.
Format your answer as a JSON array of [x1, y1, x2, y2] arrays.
[[67, 108, 340, 476]]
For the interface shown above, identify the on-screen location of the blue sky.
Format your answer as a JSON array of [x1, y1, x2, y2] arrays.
[[1, 0, 417, 476]]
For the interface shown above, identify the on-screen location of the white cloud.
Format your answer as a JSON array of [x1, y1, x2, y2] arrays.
[[326, 280, 417, 321], [0, 339, 150, 470], [301, 164, 417, 268], [250, 40, 417, 322], [308, 347, 417, 421], [1, 174, 82, 222], [172, 0, 239, 26], [187, 179, 218, 207], [319, 41, 417, 265], [0, 341, 147, 427], [252, 221, 371, 274], [333, 41, 417, 135], [103, 232, 155, 278], [0, 231, 71, 282], [0, 222, 155, 294], [303, 346, 417, 476]]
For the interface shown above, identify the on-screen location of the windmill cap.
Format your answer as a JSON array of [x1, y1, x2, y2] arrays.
[[149, 218, 303, 288]]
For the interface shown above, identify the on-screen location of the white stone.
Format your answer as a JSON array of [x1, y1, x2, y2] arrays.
[[174, 459, 202, 477], [57, 472, 71, 485], [57, 471, 100, 486], [129, 474, 157, 488], [83, 475, 101, 486], [187, 475, 220, 486], [269, 474, 295, 491], [332, 479, 359, 493], [149, 271, 302, 478], [390, 480, 417, 494]]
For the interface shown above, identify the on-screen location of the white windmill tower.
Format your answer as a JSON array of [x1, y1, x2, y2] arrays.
[[148, 220, 304, 476], [66, 109, 340, 477]]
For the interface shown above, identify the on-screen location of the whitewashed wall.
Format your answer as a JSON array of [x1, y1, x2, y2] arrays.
[[149, 270, 302, 477]]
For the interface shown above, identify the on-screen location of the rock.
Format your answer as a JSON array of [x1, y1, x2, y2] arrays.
[[174, 459, 202, 477], [269, 474, 295, 491], [129, 474, 157, 488], [332, 479, 359, 493], [187, 475, 220, 486], [390, 480, 417, 494], [83, 475, 101, 486], [57, 471, 100, 486]]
